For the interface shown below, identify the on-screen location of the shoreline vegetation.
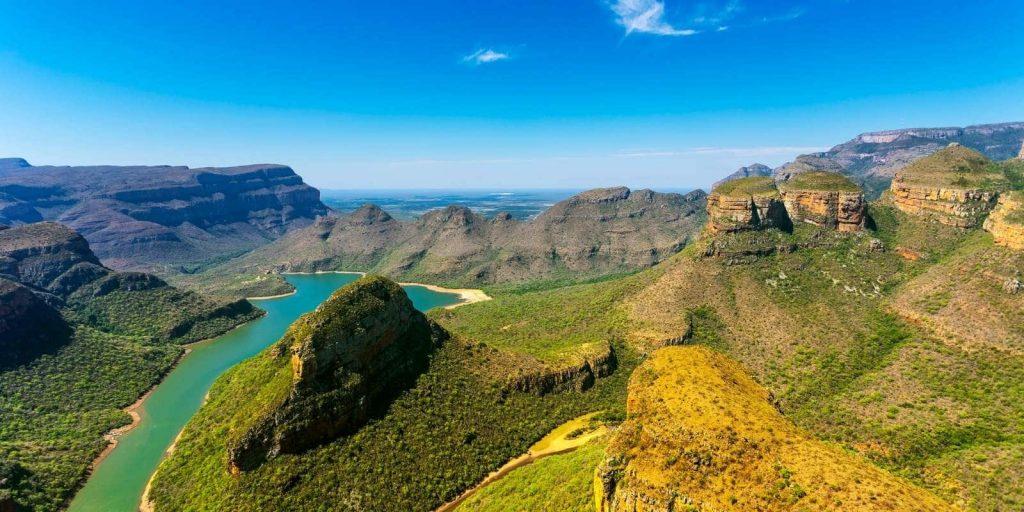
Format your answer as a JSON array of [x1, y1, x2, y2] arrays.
[[77, 271, 489, 510]]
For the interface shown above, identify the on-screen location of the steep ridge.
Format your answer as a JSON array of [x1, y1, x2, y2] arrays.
[[595, 346, 955, 511], [710, 163, 772, 190], [226, 277, 442, 472], [0, 222, 260, 512], [0, 160, 328, 271], [218, 187, 707, 291]]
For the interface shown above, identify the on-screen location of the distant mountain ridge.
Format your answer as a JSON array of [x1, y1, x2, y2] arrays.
[[0, 160, 329, 271], [221, 186, 708, 289], [716, 122, 1024, 198]]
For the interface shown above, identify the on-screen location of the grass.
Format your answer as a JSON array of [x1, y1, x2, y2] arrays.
[[457, 438, 606, 512], [780, 170, 861, 192], [712, 176, 779, 196], [148, 339, 638, 511], [898, 145, 1007, 190]]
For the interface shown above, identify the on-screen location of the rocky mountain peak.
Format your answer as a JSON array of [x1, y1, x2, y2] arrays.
[[226, 276, 440, 472], [0, 158, 30, 171], [348, 204, 394, 225], [571, 186, 631, 205], [712, 163, 773, 190]]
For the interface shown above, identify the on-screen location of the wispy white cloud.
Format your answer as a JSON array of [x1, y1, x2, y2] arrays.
[[610, 0, 698, 36], [462, 48, 510, 65], [608, 1, 806, 37]]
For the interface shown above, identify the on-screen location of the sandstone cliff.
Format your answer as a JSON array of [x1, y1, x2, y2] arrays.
[[226, 276, 442, 472], [594, 346, 956, 512], [889, 145, 1006, 228], [705, 177, 789, 234], [0, 160, 328, 271], [778, 171, 865, 232], [984, 191, 1024, 250], [222, 187, 707, 288]]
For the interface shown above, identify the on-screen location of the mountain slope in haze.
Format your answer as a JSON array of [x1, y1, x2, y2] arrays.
[[0, 159, 329, 272], [216, 187, 707, 294], [715, 123, 1024, 199], [596, 346, 955, 512], [0, 222, 261, 512]]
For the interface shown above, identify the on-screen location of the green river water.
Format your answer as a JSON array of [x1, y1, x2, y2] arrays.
[[68, 273, 463, 512]]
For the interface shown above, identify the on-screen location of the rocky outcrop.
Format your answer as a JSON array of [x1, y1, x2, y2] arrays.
[[226, 276, 443, 473], [889, 145, 1005, 228], [224, 187, 708, 288], [711, 163, 772, 190], [0, 160, 328, 270], [0, 222, 109, 296], [0, 278, 71, 368], [984, 192, 1024, 250], [778, 172, 865, 232], [706, 177, 789, 234], [503, 342, 616, 395], [1018, 140, 1024, 160], [595, 346, 956, 512], [773, 154, 845, 182]]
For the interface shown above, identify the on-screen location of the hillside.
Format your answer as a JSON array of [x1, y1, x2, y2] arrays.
[[596, 346, 955, 511], [99, 144, 1024, 511], [0, 222, 261, 512], [199, 186, 707, 297], [0, 160, 329, 272]]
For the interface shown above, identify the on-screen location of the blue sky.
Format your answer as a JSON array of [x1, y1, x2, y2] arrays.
[[1, 0, 1022, 190]]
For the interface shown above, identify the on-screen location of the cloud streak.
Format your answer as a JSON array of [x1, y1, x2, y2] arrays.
[[610, 0, 698, 36], [462, 48, 510, 65], [608, 1, 806, 37]]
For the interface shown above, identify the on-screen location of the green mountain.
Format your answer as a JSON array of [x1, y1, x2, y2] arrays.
[[0, 223, 260, 512], [148, 146, 1024, 511]]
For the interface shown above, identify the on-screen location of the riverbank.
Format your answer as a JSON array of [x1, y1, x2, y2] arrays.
[[280, 270, 492, 308], [435, 412, 607, 512], [70, 273, 468, 512]]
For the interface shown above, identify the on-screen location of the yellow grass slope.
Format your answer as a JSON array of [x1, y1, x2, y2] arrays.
[[595, 346, 956, 512]]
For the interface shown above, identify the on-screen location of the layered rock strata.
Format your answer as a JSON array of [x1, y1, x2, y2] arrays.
[[226, 276, 443, 473], [889, 145, 1005, 228], [778, 171, 866, 232], [705, 177, 789, 234], [984, 191, 1024, 250], [0, 160, 328, 269]]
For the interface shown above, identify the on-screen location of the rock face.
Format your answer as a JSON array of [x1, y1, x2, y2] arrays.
[[889, 145, 1005, 228], [778, 172, 866, 232], [773, 154, 845, 182], [984, 191, 1024, 250], [706, 177, 789, 234], [0, 160, 328, 270], [226, 187, 708, 286], [226, 276, 442, 472], [0, 278, 71, 368], [0, 222, 108, 296], [711, 163, 773, 190], [595, 346, 957, 512]]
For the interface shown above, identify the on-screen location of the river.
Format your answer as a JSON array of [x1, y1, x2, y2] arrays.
[[68, 273, 464, 512]]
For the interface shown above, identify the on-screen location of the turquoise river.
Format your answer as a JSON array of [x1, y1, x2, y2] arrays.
[[68, 273, 463, 512]]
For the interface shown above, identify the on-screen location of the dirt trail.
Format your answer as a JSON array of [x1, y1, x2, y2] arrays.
[[435, 412, 606, 512]]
